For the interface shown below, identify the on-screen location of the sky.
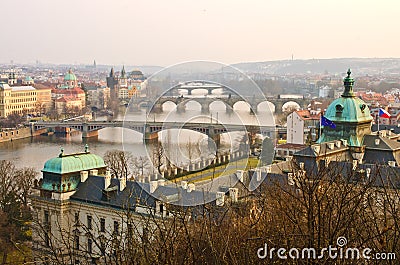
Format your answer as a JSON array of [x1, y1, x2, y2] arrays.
[[2, 0, 400, 66]]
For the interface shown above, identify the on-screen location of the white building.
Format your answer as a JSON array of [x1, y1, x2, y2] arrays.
[[31, 147, 218, 264], [287, 110, 320, 145]]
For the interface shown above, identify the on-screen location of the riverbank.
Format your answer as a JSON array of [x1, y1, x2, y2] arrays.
[[0, 127, 47, 143]]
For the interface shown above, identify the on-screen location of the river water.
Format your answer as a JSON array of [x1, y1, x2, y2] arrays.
[[0, 100, 275, 172]]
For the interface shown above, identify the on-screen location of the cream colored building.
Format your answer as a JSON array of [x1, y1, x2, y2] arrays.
[[31, 148, 217, 264], [0, 83, 38, 117]]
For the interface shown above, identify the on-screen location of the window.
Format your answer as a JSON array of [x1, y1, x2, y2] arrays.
[[113, 221, 119, 235], [87, 215, 92, 230], [74, 234, 80, 250], [127, 223, 132, 238], [44, 210, 49, 225], [75, 212, 79, 224], [87, 238, 92, 253], [100, 218, 105, 233]]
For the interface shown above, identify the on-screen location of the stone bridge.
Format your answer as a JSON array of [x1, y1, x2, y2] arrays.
[[32, 121, 275, 148], [129, 96, 308, 115]]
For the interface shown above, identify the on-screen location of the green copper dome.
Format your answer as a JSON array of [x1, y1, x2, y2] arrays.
[[318, 69, 373, 147], [42, 151, 106, 174], [325, 69, 372, 124], [64, 69, 77, 81], [324, 96, 372, 123]]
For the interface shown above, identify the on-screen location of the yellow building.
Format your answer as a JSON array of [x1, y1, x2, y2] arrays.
[[0, 83, 38, 117]]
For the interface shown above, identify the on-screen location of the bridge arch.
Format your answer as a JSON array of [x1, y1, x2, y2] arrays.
[[232, 100, 251, 111], [282, 101, 301, 112], [257, 101, 275, 113]]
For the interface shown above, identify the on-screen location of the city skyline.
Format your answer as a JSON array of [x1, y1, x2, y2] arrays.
[[2, 0, 400, 66]]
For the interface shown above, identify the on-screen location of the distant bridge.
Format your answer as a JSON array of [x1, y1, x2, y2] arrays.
[[128, 80, 309, 114], [32, 120, 275, 145]]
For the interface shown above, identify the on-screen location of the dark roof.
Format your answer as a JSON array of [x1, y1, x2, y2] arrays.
[[364, 134, 400, 151], [294, 141, 349, 158], [71, 176, 155, 210], [70, 176, 217, 210], [327, 161, 400, 189]]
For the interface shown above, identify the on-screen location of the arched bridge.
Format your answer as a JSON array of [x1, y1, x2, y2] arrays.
[[32, 121, 275, 143], [129, 96, 309, 115]]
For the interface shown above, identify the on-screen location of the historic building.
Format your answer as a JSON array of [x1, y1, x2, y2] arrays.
[[31, 147, 218, 264], [294, 69, 400, 172], [0, 83, 38, 117], [52, 69, 86, 114], [106, 66, 146, 101], [286, 109, 320, 145]]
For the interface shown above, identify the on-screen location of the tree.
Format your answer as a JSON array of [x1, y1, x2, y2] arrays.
[[104, 150, 134, 179], [0, 161, 37, 264]]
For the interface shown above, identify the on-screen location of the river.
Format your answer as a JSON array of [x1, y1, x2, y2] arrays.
[[0, 100, 275, 172]]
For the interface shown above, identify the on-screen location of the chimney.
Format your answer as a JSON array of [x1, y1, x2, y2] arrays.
[[119, 177, 126, 191], [236, 170, 244, 183], [80, 171, 88, 182], [181, 181, 188, 190], [312, 145, 320, 154], [341, 139, 348, 147], [288, 173, 295, 186], [256, 169, 262, 182], [352, 160, 358, 170], [266, 165, 272, 173], [366, 168, 371, 180], [375, 139, 380, 146], [150, 181, 158, 193], [327, 142, 334, 150], [187, 183, 195, 192], [229, 188, 238, 202], [335, 140, 341, 148], [89, 169, 98, 176], [299, 162, 304, 170], [216, 191, 225, 206], [104, 170, 111, 189], [388, 161, 396, 167]]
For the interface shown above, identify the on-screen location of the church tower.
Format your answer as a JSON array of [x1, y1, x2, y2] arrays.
[[318, 69, 373, 147]]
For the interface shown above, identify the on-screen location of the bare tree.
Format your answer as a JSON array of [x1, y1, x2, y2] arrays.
[[104, 150, 134, 180]]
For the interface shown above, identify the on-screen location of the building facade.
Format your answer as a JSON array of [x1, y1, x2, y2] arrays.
[[286, 110, 320, 145], [0, 83, 37, 117], [31, 147, 217, 264]]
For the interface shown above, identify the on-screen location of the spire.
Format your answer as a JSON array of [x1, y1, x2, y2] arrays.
[[59, 147, 64, 158], [121, 65, 126, 78], [68, 68, 73, 74], [342, 68, 355, 97], [110, 67, 114, 77]]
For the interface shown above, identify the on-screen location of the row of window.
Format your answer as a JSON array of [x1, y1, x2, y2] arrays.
[[10, 97, 37, 103], [6, 103, 35, 109], [75, 213, 119, 234], [0, 130, 19, 138]]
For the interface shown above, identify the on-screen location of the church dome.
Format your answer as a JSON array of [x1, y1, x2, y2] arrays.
[[318, 69, 373, 147], [42, 149, 106, 174], [64, 69, 77, 81], [324, 69, 372, 124]]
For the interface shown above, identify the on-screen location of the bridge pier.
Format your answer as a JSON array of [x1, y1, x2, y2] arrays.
[[151, 102, 163, 114], [201, 101, 210, 114], [82, 124, 99, 138], [274, 101, 283, 114], [143, 126, 159, 143]]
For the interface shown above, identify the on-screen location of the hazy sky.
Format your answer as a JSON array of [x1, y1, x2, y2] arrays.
[[2, 0, 399, 66]]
